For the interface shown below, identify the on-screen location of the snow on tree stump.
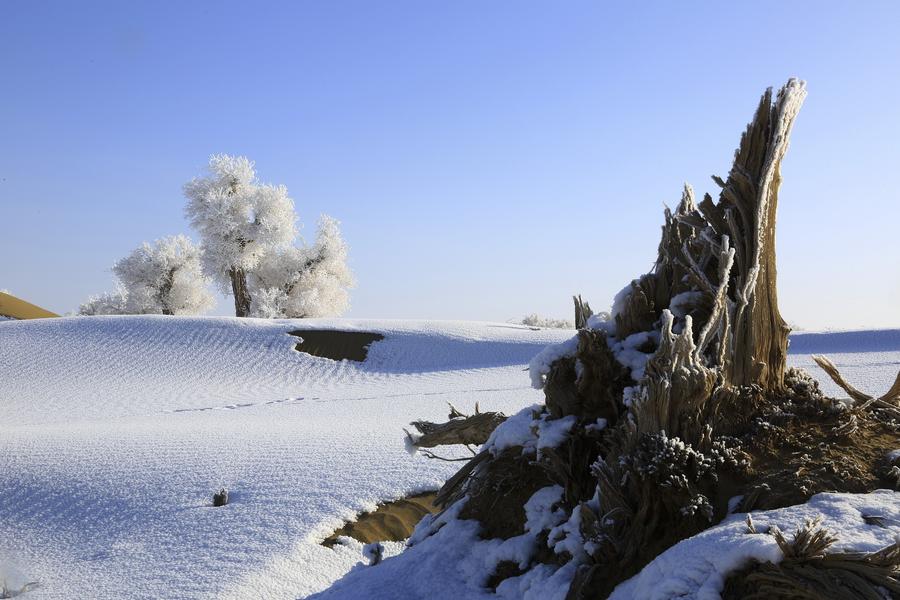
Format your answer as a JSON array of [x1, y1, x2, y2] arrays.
[[405, 79, 900, 599]]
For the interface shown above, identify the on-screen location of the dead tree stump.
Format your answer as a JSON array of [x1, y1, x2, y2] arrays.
[[405, 79, 900, 599]]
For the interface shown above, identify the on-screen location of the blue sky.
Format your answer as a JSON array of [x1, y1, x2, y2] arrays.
[[2, 1, 898, 329]]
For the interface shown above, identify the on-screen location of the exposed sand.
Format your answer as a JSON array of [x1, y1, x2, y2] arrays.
[[0, 292, 58, 320], [322, 492, 438, 546]]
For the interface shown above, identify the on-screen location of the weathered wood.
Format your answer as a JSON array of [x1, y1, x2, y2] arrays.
[[611, 80, 807, 394], [717, 81, 806, 392], [544, 329, 630, 421], [407, 411, 506, 448], [723, 522, 900, 599], [573, 295, 593, 329], [402, 81, 884, 600], [435, 450, 490, 508], [812, 355, 900, 414]]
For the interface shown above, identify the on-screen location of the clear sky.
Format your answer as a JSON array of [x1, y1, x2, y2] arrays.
[[2, 1, 898, 329]]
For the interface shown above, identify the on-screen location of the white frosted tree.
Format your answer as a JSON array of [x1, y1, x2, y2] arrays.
[[250, 216, 354, 318], [184, 155, 296, 317], [520, 314, 575, 329], [112, 235, 215, 315], [78, 288, 128, 316]]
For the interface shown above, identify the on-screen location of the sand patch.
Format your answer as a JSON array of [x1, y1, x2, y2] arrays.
[[322, 493, 438, 547], [0, 292, 58, 320]]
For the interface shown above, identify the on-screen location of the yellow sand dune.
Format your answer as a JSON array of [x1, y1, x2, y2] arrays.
[[0, 292, 59, 320]]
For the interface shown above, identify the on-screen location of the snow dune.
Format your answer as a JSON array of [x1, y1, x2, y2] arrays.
[[0, 317, 897, 599], [0, 316, 569, 598]]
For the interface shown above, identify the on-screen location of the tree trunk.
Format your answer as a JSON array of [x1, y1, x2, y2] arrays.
[[229, 267, 252, 317], [159, 267, 177, 316], [711, 83, 805, 393]]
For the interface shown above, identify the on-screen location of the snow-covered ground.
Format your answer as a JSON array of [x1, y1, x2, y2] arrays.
[[311, 489, 900, 600], [0, 316, 569, 598], [0, 318, 897, 599]]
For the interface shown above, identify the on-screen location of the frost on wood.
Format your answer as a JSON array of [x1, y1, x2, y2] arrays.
[[390, 79, 900, 599], [612, 78, 807, 393], [610, 491, 900, 600]]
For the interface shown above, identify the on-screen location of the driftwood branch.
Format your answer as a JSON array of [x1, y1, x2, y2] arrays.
[[812, 355, 900, 415], [406, 403, 506, 449], [812, 355, 874, 404], [413, 449, 475, 462]]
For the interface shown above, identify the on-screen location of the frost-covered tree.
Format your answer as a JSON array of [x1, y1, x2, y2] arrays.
[[184, 155, 296, 317], [250, 216, 354, 318], [112, 235, 215, 315], [520, 314, 575, 329], [78, 288, 128, 316]]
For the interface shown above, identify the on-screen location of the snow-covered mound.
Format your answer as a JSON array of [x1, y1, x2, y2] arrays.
[[0, 316, 570, 599]]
